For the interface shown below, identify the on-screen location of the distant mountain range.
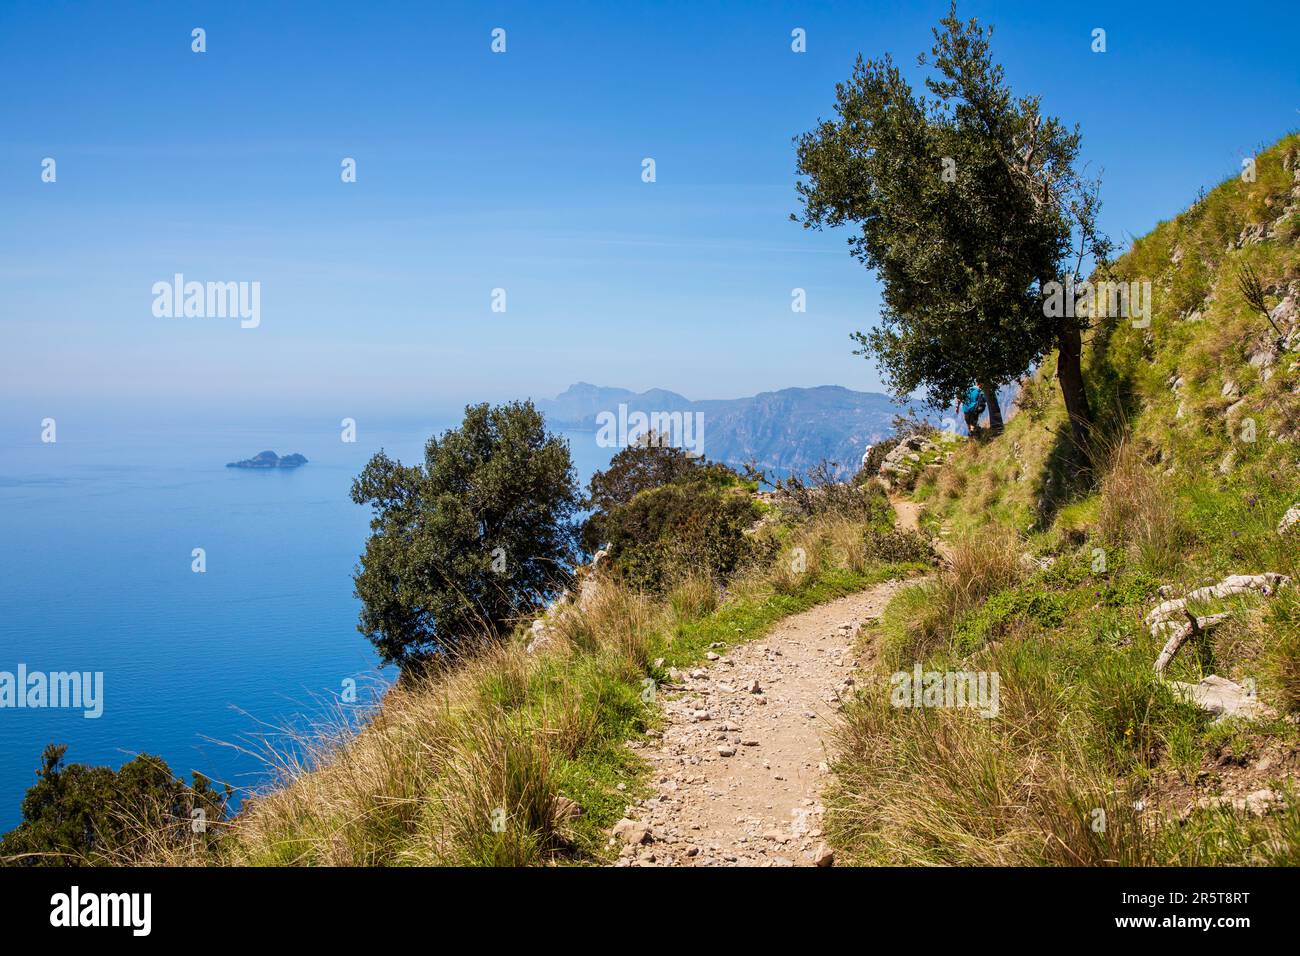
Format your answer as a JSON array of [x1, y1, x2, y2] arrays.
[[536, 382, 917, 478]]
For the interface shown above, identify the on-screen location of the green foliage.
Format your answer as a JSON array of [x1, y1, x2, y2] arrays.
[[581, 438, 742, 555], [1178, 478, 1298, 576], [828, 129, 1300, 868], [951, 586, 1071, 649], [0, 744, 228, 865], [862, 526, 936, 565], [599, 479, 761, 592], [219, 499, 921, 866], [350, 401, 580, 668], [1084, 653, 1195, 773], [794, 6, 1109, 432], [829, 611, 1296, 865], [581, 441, 760, 592]]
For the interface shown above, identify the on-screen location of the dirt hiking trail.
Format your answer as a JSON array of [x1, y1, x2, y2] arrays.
[[894, 495, 952, 562], [613, 578, 911, 866], [891, 497, 923, 533]]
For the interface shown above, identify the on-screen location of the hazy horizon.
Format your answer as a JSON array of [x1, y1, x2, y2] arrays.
[[4, 0, 1298, 420], [0, 377, 916, 438]]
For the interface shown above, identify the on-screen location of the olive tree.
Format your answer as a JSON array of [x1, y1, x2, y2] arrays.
[[794, 5, 1111, 443]]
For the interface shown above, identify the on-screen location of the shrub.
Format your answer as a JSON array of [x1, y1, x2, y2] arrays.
[[581, 436, 740, 553], [777, 461, 894, 525], [0, 744, 229, 866], [350, 401, 580, 669], [599, 480, 760, 592], [863, 527, 937, 565]]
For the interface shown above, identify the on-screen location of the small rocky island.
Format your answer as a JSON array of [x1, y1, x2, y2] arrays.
[[226, 450, 308, 469]]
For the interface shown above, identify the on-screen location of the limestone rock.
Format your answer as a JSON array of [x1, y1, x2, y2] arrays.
[[1169, 675, 1276, 723], [613, 818, 652, 844], [1146, 572, 1291, 637], [525, 617, 554, 656], [553, 795, 583, 821], [1196, 788, 1282, 816], [1278, 505, 1300, 536], [878, 432, 952, 491]]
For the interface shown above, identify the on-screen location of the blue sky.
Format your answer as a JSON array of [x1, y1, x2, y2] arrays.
[[1, 0, 1296, 422]]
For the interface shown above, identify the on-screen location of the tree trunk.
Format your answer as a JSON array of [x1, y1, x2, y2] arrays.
[[978, 381, 1004, 434], [1056, 322, 1093, 448]]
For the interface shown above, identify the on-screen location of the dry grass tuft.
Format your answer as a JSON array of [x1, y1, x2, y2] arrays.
[[1095, 436, 1184, 574], [880, 533, 1023, 666], [217, 584, 659, 866]]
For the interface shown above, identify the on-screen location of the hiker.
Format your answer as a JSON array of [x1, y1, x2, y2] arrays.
[[956, 385, 986, 437]]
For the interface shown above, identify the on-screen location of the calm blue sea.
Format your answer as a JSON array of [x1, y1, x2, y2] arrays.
[[0, 417, 613, 831]]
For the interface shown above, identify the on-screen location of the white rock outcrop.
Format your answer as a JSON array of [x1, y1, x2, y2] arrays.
[[1145, 573, 1291, 639], [1169, 675, 1276, 724], [525, 546, 612, 654]]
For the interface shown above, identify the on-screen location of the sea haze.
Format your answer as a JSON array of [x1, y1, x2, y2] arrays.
[[0, 415, 615, 830]]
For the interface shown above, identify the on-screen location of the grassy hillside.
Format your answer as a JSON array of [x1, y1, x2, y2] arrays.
[[828, 132, 1300, 865], [110, 483, 924, 866]]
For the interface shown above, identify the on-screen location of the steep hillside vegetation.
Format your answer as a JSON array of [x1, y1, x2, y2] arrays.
[[207, 488, 927, 866], [40, 454, 924, 866], [828, 133, 1300, 865]]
